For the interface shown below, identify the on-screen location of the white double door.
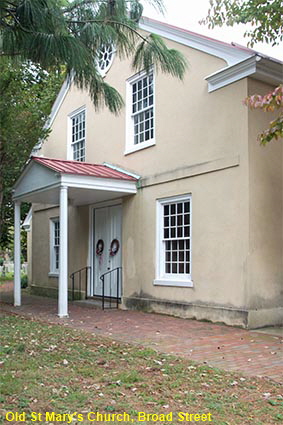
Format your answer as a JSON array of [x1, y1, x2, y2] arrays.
[[93, 204, 122, 297]]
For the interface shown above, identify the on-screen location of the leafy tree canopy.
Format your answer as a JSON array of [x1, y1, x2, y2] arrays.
[[0, 59, 64, 248], [0, 0, 187, 114], [202, 0, 283, 144], [0, 0, 188, 249], [202, 0, 283, 47]]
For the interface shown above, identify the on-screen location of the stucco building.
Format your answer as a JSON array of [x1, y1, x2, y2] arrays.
[[13, 18, 283, 328]]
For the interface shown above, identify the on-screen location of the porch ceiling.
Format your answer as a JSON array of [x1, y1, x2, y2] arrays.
[[13, 157, 138, 205]]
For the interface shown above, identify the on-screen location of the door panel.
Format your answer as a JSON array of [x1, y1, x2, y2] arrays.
[[93, 205, 122, 297]]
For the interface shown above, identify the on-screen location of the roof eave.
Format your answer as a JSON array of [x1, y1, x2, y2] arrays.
[[140, 17, 253, 66], [205, 55, 283, 92]]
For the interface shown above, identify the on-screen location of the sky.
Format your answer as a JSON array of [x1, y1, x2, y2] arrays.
[[142, 0, 283, 61]]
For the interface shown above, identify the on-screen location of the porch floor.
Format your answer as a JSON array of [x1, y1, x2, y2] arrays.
[[0, 283, 282, 383]]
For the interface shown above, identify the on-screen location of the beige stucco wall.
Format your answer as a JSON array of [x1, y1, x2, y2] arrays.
[[31, 204, 89, 297], [123, 165, 248, 305], [32, 34, 283, 327], [41, 38, 243, 179], [246, 79, 283, 326]]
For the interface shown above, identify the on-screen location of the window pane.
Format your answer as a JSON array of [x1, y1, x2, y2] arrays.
[[172, 263, 177, 273], [184, 226, 190, 237], [184, 202, 190, 212], [72, 111, 85, 161], [161, 199, 191, 277], [131, 72, 154, 145], [184, 213, 190, 225], [177, 215, 183, 226]]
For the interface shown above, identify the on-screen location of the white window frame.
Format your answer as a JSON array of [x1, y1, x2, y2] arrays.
[[154, 194, 193, 287], [96, 44, 116, 77], [67, 106, 86, 161], [49, 218, 60, 276], [125, 68, 155, 155]]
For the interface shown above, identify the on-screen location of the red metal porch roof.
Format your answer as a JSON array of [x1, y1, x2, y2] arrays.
[[32, 157, 138, 181]]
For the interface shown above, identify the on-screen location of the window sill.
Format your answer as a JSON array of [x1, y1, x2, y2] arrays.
[[48, 272, 59, 278], [124, 139, 155, 155], [153, 278, 193, 288]]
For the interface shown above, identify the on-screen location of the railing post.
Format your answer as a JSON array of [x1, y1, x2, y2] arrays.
[[85, 267, 88, 300], [72, 274, 74, 301], [117, 268, 119, 309], [102, 276, 105, 310]]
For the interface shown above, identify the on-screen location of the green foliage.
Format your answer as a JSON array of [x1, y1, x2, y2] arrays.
[[201, 0, 283, 47], [0, 59, 64, 248], [1, 0, 187, 114], [21, 274, 28, 288], [1, 315, 283, 424], [0, 1, 188, 249]]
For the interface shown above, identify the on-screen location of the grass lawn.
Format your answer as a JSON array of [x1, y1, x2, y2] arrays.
[[0, 315, 282, 425]]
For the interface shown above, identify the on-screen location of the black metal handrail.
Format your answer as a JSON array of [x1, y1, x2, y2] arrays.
[[70, 266, 91, 301], [100, 267, 122, 310]]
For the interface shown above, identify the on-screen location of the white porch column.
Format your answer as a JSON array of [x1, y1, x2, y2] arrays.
[[14, 201, 21, 306], [58, 186, 69, 318]]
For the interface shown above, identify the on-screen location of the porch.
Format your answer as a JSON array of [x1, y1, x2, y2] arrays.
[[12, 157, 138, 317]]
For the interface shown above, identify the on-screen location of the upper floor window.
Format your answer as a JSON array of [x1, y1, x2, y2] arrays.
[[97, 45, 115, 76], [125, 69, 155, 155], [70, 109, 85, 161]]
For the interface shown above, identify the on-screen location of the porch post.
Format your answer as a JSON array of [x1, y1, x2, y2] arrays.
[[58, 185, 69, 318], [14, 201, 21, 306]]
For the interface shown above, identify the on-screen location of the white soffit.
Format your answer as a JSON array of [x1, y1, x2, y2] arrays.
[[206, 55, 283, 92]]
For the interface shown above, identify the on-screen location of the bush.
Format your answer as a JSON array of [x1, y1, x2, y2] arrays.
[[21, 275, 28, 288]]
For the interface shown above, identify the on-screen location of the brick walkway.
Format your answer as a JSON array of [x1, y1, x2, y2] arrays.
[[0, 287, 282, 383]]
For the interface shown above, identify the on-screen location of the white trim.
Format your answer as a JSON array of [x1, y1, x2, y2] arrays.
[[88, 205, 93, 296], [140, 17, 253, 66], [47, 78, 72, 129], [125, 139, 156, 155], [67, 106, 86, 161], [32, 78, 72, 154], [125, 68, 155, 155], [22, 208, 32, 232], [61, 174, 137, 194], [89, 199, 123, 297], [58, 186, 69, 318], [154, 194, 193, 288], [154, 278, 193, 287], [103, 163, 141, 180], [96, 45, 116, 77], [50, 217, 60, 275], [14, 201, 21, 306], [206, 55, 283, 92]]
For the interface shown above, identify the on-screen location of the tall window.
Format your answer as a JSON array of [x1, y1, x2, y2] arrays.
[[126, 70, 155, 154], [154, 195, 193, 287], [50, 219, 60, 274], [71, 109, 85, 161]]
